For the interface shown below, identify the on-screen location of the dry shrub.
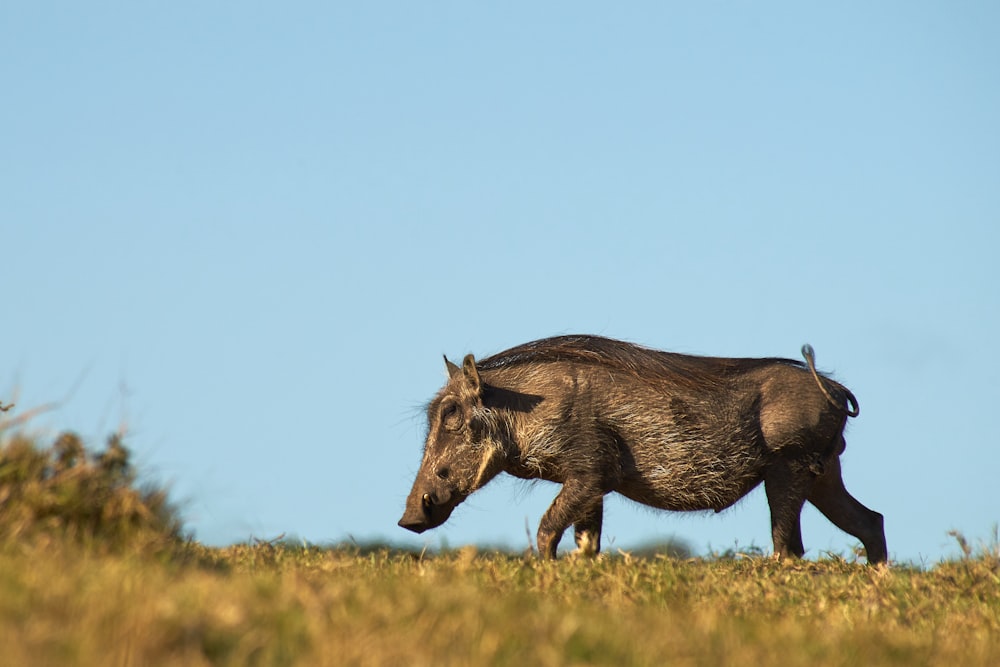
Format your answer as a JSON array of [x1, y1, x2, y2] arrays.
[[0, 430, 182, 550]]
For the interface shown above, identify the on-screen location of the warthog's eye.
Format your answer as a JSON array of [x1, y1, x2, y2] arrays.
[[441, 400, 463, 431], [435, 467, 450, 480]]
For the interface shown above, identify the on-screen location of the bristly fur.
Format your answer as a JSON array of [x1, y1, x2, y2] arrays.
[[477, 335, 805, 392]]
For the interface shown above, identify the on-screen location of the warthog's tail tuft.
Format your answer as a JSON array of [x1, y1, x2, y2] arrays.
[[801, 344, 860, 418]]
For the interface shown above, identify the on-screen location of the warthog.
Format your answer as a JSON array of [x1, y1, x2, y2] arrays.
[[398, 335, 886, 563]]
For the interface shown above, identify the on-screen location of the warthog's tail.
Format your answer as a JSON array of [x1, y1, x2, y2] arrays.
[[801, 344, 860, 418]]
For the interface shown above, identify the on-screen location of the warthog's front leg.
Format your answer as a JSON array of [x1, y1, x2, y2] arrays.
[[573, 496, 603, 556], [537, 479, 603, 559]]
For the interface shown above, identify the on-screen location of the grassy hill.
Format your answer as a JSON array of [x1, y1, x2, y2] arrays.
[[1, 429, 998, 666]]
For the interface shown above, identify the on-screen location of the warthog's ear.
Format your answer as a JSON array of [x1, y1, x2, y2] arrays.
[[444, 355, 461, 379], [462, 354, 482, 395]]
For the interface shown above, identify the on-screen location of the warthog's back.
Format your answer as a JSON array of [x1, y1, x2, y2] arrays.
[[477, 334, 805, 393]]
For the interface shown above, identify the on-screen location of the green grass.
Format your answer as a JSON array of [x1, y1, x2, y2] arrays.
[[1, 429, 998, 666]]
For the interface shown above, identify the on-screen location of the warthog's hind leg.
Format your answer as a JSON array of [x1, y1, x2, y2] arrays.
[[765, 457, 809, 559], [807, 455, 887, 564]]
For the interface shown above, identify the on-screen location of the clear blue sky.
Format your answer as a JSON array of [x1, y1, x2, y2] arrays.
[[3, 3, 998, 563]]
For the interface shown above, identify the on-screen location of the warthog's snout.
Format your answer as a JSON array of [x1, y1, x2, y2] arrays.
[[397, 493, 434, 533], [397, 514, 428, 533], [398, 488, 460, 533]]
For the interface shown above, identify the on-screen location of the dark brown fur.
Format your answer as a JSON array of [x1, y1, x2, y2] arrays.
[[398, 335, 886, 563]]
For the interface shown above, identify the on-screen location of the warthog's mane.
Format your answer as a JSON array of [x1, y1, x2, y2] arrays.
[[477, 335, 805, 392]]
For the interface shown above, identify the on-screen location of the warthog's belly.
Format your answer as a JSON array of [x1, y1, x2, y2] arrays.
[[617, 436, 768, 512]]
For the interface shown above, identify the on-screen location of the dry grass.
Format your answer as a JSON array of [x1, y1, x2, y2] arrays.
[[1, 429, 998, 666], [2, 540, 998, 666]]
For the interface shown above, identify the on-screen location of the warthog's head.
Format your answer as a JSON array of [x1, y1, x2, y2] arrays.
[[398, 354, 503, 534]]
